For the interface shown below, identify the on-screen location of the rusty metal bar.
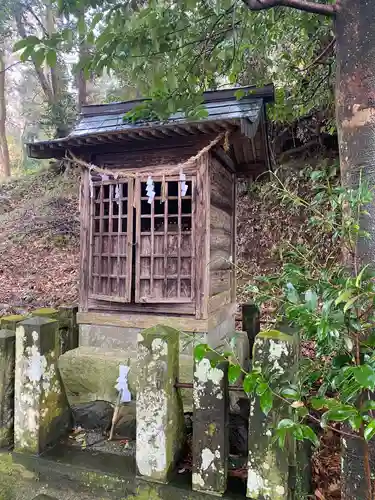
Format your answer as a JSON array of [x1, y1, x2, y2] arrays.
[[175, 381, 245, 393]]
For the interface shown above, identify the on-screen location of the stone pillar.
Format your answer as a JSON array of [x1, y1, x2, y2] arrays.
[[192, 358, 229, 496], [242, 304, 260, 359], [14, 317, 70, 454], [247, 330, 298, 500], [0, 329, 15, 448], [57, 305, 79, 354], [136, 325, 184, 483], [32, 306, 79, 355], [0, 314, 26, 332]]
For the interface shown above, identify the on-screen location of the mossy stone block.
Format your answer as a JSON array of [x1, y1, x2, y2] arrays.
[[0, 330, 15, 449], [14, 317, 70, 454], [0, 315, 27, 332]]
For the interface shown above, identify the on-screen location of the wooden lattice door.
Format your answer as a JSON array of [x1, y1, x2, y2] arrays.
[[135, 176, 195, 303], [89, 180, 133, 302]]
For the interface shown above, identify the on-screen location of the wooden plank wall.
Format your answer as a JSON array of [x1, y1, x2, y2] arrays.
[[209, 156, 235, 314]]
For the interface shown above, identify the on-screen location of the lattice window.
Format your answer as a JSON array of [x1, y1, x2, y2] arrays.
[[89, 180, 133, 302], [135, 176, 195, 303]]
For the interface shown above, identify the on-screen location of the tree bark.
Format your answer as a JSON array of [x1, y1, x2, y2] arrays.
[[77, 8, 88, 112], [0, 49, 10, 178], [335, 2, 375, 497]]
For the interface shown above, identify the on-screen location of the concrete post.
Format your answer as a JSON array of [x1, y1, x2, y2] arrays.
[[14, 317, 70, 454], [136, 325, 184, 483], [0, 329, 15, 448], [247, 330, 299, 500], [192, 358, 229, 496]]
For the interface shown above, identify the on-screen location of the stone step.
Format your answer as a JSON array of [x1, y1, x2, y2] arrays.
[[5, 446, 245, 499]]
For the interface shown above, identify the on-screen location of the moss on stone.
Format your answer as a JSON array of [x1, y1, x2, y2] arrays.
[[257, 329, 296, 342], [32, 308, 59, 318], [1, 315, 27, 331]]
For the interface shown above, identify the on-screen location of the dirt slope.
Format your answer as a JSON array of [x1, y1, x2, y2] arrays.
[[0, 167, 80, 315]]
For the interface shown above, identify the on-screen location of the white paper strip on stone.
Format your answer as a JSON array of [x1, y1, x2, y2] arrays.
[[146, 175, 155, 204], [115, 365, 132, 403], [180, 170, 188, 197]]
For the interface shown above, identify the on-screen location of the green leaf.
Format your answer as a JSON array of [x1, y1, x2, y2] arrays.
[[228, 364, 241, 384], [46, 50, 57, 68], [349, 415, 363, 431], [300, 425, 319, 447], [280, 387, 299, 400], [356, 264, 370, 287], [332, 354, 353, 369], [243, 373, 259, 394], [13, 36, 40, 52], [260, 388, 273, 416], [335, 289, 353, 305], [343, 295, 359, 313], [352, 365, 375, 390], [322, 406, 358, 425], [234, 89, 245, 100], [256, 382, 268, 396], [19, 45, 35, 63], [33, 49, 46, 67], [277, 418, 295, 429], [364, 419, 375, 441], [194, 343, 208, 362]]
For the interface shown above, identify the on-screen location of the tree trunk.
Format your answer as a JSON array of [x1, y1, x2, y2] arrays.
[[0, 49, 10, 178], [336, 2, 375, 498], [77, 9, 88, 112]]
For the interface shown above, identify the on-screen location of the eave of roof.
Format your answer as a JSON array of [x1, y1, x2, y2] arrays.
[[27, 83, 274, 159]]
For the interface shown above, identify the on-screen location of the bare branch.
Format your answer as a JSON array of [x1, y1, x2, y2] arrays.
[[0, 61, 23, 74], [241, 0, 340, 16]]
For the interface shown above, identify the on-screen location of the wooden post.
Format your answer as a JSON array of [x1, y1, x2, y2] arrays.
[[0, 329, 15, 449], [14, 317, 70, 454], [136, 325, 184, 483], [192, 358, 229, 496], [242, 304, 260, 358]]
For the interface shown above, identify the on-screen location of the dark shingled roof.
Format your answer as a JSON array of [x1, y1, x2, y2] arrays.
[[26, 84, 274, 161]]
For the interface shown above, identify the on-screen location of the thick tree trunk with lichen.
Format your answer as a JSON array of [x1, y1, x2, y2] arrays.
[[336, 0, 375, 267], [336, 3, 375, 498]]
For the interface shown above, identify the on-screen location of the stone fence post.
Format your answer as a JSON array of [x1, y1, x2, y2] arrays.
[[14, 317, 70, 454], [0, 329, 15, 449], [32, 305, 79, 355], [247, 330, 299, 500], [242, 304, 260, 359], [136, 325, 184, 484], [192, 358, 229, 496]]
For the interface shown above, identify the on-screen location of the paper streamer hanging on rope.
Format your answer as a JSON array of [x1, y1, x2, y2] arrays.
[[115, 365, 132, 403], [180, 170, 188, 196], [146, 175, 155, 204]]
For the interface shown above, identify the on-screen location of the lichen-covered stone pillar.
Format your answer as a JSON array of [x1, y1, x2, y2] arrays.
[[192, 358, 229, 496], [57, 305, 79, 354], [136, 325, 184, 483], [0, 329, 15, 448], [242, 304, 260, 359], [247, 330, 298, 500], [14, 317, 70, 454]]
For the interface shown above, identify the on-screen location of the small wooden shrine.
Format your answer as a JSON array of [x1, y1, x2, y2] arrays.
[[27, 84, 274, 339]]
